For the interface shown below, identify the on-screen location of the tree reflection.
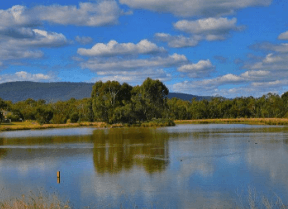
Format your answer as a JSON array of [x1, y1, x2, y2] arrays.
[[92, 128, 169, 174], [0, 138, 7, 160]]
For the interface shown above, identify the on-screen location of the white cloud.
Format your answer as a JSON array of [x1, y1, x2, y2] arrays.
[[119, 0, 272, 17], [75, 36, 93, 44], [0, 1, 124, 28], [172, 65, 288, 97], [34, 1, 123, 26], [278, 31, 288, 40], [241, 70, 270, 78], [80, 53, 187, 71], [0, 71, 55, 83], [247, 53, 288, 71], [0, 29, 67, 62], [23, 29, 67, 48], [173, 73, 244, 93], [155, 18, 242, 48], [178, 60, 215, 78], [0, 48, 43, 61], [174, 18, 242, 41], [0, 5, 40, 28], [251, 42, 288, 53], [155, 33, 201, 48], [94, 69, 171, 84], [252, 80, 284, 87], [78, 39, 165, 57]]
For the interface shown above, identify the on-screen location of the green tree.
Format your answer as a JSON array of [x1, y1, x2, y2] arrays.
[[35, 107, 53, 124], [131, 78, 169, 121], [91, 81, 133, 123]]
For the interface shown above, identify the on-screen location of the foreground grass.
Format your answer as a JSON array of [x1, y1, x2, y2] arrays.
[[175, 118, 288, 126], [0, 192, 70, 209]]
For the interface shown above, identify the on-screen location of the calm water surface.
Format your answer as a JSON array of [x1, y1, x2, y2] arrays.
[[0, 124, 288, 208]]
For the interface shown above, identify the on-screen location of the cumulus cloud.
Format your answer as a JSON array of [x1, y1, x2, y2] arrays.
[[0, 1, 124, 28], [173, 73, 244, 93], [119, 0, 272, 17], [75, 36, 93, 44], [0, 71, 55, 83], [0, 5, 40, 28], [246, 53, 288, 71], [20, 29, 68, 48], [154, 18, 243, 48], [78, 39, 165, 57], [155, 33, 201, 48], [174, 17, 242, 41], [93, 69, 171, 84], [278, 31, 288, 40], [172, 64, 288, 97], [178, 60, 215, 78], [80, 53, 187, 71], [0, 29, 67, 62], [250, 42, 288, 53], [35, 1, 123, 26]]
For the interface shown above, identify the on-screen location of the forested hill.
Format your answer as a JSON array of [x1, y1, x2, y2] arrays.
[[0, 81, 212, 103]]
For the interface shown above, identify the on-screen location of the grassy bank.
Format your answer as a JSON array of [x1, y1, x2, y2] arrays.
[[0, 119, 175, 132], [0, 121, 107, 132], [175, 118, 288, 125]]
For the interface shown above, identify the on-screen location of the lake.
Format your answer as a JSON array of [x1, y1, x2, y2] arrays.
[[0, 124, 288, 208]]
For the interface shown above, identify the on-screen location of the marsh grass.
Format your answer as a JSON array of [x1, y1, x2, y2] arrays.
[[175, 118, 288, 126], [0, 191, 70, 209]]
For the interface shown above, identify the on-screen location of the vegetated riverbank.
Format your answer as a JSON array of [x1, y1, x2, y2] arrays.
[[0, 119, 175, 132], [175, 118, 288, 125]]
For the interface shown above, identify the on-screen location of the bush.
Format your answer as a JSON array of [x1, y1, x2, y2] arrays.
[[69, 112, 79, 123]]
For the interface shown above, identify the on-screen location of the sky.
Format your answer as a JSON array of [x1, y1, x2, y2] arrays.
[[0, 0, 287, 98]]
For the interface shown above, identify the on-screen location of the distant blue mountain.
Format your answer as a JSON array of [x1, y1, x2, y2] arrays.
[[0, 81, 213, 103]]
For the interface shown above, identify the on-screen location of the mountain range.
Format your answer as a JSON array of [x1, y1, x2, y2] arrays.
[[0, 81, 212, 103]]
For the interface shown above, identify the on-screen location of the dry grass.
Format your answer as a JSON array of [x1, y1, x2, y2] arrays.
[[175, 118, 288, 126], [236, 187, 287, 209], [0, 191, 70, 209], [0, 121, 107, 132]]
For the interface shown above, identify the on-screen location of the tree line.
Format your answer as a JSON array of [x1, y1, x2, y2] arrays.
[[0, 77, 288, 124]]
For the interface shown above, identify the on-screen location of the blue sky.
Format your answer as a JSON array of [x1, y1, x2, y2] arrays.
[[0, 0, 287, 98]]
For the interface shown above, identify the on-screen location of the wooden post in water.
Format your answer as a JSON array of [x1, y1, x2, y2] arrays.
[[57, 171, 60, 184]]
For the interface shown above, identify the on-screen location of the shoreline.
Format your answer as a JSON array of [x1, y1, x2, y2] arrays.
[[175, 118, 288, 125], [0, 121, 108, 132], [1, 118, 288, 132], [0, 119, 175, 132]]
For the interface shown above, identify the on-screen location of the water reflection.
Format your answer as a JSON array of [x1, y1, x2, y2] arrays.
[[0, 125, 288, 208], [92, 128, 169, 174], [0, 127, 170, 175], [0, 138, 7, 159]]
